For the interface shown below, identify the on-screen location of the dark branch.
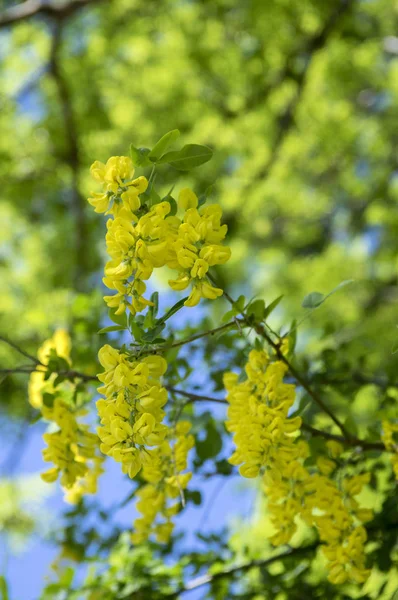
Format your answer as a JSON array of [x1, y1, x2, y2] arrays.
[[159, 544, 318, 599], [0, 335, 41, 365], [167, 386, 385, 451], [49, 20, 89, 289]]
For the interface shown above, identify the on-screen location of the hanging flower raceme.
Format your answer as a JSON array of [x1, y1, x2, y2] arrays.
[[96, 344, 170, 479], [225, 347, 373, 585], [224, 349, 301, 479], [40, 398, 101, 491], [168, 189, 231, 307], [88, 156, 148, 215], [88, 157, 231, 314], [28, 328, 71, 409], [131, 421, 194, 544], [29, 330, 104, 500]]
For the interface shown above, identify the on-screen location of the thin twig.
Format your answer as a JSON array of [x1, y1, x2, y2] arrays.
[[0, 335, 41, 365], [166, 387, 384, 451], [0, 366, 97, 382], [166, 386, 227, 405], [159, 544, 318, 599], [163, 320, 239, 352], [208, 273, 350, 439], [247, 320, 351, 439]]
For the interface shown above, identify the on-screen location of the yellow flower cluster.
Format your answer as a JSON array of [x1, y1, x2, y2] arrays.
[[224, 349, 301, 479], [96, 344, 170, 478], [40, 398, 101, 491], [28, 329, 71, 409], [225, 349, 373, 585], [168, 189, 231, 307], [132, 421, 194, 544], [29, 330, 103, 500], [96, 344, 194, 541], [382, 420, 398, 479], [297, 470, 372, 584], [88, 156, 230, 312]]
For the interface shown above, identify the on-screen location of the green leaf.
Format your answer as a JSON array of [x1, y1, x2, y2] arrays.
[[98, 325, 125, 334], [108, 307, 127, 328], [148, 129, 180, 162], [0, 576, 9, 600], [263, 295, 283, 319], [29, 411, 42, 424], [302, 291, 325, 309], [235, 295, 246, 311], [157, 144, 213, 170], [141, 323, 166, 342], [186, 490, 202, 505], [150, 292, 159, 319], [302, 280, 355, 310], [291, 394, 310, 417], [129, 145, 152, 167], [130, 321, 145, 342], [156, 297, 188, 325], [254, 337, 263, 351], [42, 393, 55, 408], [344, 415, 358, 437], [147, 187, 162, 208], [287, 319, 297, 355], [221, 308, 238, 324], [246, 299, 265, 320], [53, 373, 66, 387], [215, 459, 233, 475], [196, 421, 223, 461], [167, 196, 178, 216], [198, 183, 214, 208]]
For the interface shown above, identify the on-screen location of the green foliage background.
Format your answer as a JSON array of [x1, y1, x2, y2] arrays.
[[1, 0, 398, 598]]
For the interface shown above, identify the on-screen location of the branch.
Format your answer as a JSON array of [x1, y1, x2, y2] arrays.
[[207, 274, 350, 440], [247, 319, 351, 439], [160, 544, 318, 599], [166, 386, 227, 405], [0, 366, 97, 383], [49, 21, 89, 289], [167, 387, 385, 451], [161, 320, 239, 352], [0, 0, 104, 28], [0, 335, 41, 365]]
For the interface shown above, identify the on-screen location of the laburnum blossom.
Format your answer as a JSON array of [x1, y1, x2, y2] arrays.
[[88, 156, 148, 215], [87, 157, 231, 315], [31, 331, 104, 502], [225, 348, 373, 585], [96, 345, 170, 479], [168, 188, 231, 307], [28, 328, 71, 409], [132, 421, 194, 544], [96, 344, 193, 542]]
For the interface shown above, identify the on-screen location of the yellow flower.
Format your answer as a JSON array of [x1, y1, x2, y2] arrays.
[[178, 188, 198, 210]]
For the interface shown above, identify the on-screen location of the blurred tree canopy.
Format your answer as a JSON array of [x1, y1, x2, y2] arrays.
[[1, 0, 398, 598]]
